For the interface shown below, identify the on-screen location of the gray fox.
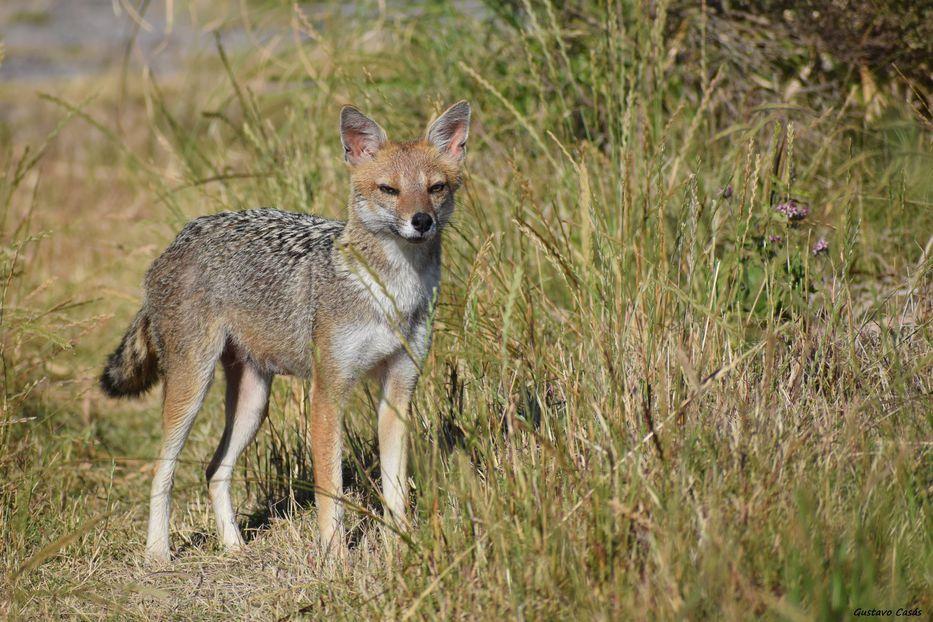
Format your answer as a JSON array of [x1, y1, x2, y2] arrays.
[[100, 101, 471, 562]]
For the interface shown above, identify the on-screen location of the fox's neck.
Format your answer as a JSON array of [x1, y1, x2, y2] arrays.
[[339, 215, 441, 278]]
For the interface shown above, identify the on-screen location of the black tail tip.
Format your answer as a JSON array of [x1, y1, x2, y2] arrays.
[[100, 309, 159, 399], [99, 359, 157, 399], [99, 369, 123, 398]]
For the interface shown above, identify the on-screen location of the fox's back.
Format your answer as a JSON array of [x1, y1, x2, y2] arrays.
[[149, 209, 342, 286], [144, 209, 344, 374]]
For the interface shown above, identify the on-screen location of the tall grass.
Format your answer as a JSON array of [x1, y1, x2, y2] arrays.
[[1, 1, 930, 619]]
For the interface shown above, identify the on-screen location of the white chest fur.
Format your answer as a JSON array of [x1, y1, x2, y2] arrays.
[[352, 238, 440, 318], [333, 238, 439, 378], [329, 320, 408, 378]]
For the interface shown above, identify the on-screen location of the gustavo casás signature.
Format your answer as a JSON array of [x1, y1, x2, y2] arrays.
[[853, 608, 922, 617]]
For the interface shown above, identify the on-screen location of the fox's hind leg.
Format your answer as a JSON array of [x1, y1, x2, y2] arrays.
[[206, 349, 271, 551], [146, 343, 221, 562]]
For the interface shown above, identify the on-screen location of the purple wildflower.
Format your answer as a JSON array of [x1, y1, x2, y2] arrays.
[[768, 234, 783, 245], [775, 199, 810, 221], [812, 238, 829, 256], [721, 185, 733, 199]]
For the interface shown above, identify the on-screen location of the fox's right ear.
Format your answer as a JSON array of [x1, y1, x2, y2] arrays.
[[426, 100, 471, 162], [339, 106, 387, 165]]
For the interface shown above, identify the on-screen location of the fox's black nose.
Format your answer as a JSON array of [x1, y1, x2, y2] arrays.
[[411, 212, 434, 233]]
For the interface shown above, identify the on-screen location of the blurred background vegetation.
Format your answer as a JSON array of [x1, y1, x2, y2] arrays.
[[1, 0, 930, 619]]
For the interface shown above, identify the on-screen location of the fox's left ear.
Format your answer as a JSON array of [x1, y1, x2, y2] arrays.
[[426, 100, 471, 162], [340, 106, 387, 166]]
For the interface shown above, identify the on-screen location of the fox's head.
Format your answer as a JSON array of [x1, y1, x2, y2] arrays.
[[339, 101, 471, 244]]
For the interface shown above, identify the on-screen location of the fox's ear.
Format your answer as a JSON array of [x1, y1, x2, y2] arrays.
[[426, 100, 471, 161], [340, 106, 387, 165]]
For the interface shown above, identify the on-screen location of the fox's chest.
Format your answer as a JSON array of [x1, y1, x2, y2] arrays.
[[329, 319, 418, 379], [329, 269, 436, 378], [328, 241, 439, 378], [352, 259, 439, 319]]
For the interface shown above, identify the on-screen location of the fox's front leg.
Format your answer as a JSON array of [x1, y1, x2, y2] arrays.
[[379, 347, 422, 528], [309, 370, 347, 556]]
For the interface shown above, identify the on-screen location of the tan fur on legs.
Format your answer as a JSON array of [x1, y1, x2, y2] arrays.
[[378, 351, 419, 529], [208, 349, 272, 551], [309, 364, 347, 557], [146, 363, 215, 562]]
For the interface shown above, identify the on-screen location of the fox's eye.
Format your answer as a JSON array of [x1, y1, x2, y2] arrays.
[[378, 185, 400, 196], [428, 183, 446, 194]]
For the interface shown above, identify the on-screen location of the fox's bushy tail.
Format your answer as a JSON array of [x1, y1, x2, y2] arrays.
[[100, 309, 159, 398]]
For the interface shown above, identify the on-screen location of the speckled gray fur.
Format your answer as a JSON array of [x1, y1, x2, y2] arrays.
[[100, 207, 436, 396]]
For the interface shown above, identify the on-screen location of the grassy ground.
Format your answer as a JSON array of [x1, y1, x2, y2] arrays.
[[1, 2, 931, 619]]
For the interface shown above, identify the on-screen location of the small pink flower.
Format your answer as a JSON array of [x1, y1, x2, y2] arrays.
[[775, 199, 810, 221], [812, 238, 829, 255], [768, 234, 783, 244]]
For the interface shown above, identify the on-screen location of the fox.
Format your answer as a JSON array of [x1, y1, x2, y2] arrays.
[[100, 101, 471, 562]]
